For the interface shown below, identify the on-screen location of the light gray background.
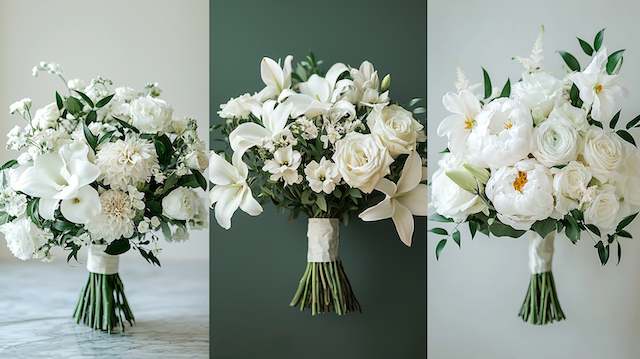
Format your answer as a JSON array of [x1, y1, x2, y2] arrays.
[[428, 1, 640, 358], [0, 0, 209, 261]]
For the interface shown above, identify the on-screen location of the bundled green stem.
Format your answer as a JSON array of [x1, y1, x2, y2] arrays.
[[518, 272, 565, 325], [290, 260, 361, 315], [73, 273, 135, 332]]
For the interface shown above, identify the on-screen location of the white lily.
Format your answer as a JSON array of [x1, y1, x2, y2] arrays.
[[209, 151, 262, 229], [284, 63, 350, 117], [568, 47, 625, 122], [358, 151, 427, 246], [256, 56, 293, 102], [229, 100, 292, 154], [437, 90, 481, 157], [10, 142, 101, 224]]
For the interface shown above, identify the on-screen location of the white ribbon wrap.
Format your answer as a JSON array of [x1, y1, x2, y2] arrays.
[[86, 245, 120, 275], [528, 231, 554, 274], [307, 218, 339, 262]]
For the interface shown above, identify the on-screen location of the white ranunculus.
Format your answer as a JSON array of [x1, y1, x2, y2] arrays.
[[466, 98, 533, 168], [9, 98, 32, 116], [437, 90, 481, 158], [32, 102, 60, 129], [552, 161, 592, 215], [547, 101, 589, 132], [532, 117, 578, 167], [512, 71, 562, 124], [485, 159, 554, 230], [581, 126, 623, 182], [584, 184, 620, 230], [0, 217, 51, 260], [367, 104, 425, 157], [218, 93, 262, 119], [304, 157, 341, 194], [262, 146, 303, 185], [162, 187, 201, 221], [332, 132, 393, 193], [129, 96, 173, 133], [430, 153, 487, 222]]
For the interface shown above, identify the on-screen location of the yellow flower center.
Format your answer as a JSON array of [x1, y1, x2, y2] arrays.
[[513, 171, 528, 193], [504, 120, 513, 130], [464, 117, 475, 130], [594, 83, 603, 94]]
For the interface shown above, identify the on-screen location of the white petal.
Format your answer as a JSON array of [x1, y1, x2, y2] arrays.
[[229, 122, 271, 154], [359, 197, 394, 222], [66, 158, 100, 188], [397, 184, 428, 216], [325, 63, 348, 87], [374, 178, 397, 197], [239, 186, 263, 216], [396, 151, 422, 195], [60, 186, 101, 224], [300, 75, 331, 103], [260, 57, 284, 91], [392, 204, 415, 246], [214, 186, 242, 229], [266, 102, 292, 134], [231, 151, 249, 180], [12, 154, 64, 197], [282, 55, 293, 89], [38, 198, 60, 220], [209, 152, 240, 185]]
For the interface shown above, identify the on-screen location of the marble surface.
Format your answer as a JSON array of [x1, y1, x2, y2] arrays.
[[0, 255, 209, 358]]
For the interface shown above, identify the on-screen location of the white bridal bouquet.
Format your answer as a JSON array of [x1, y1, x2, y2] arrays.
[[431, 28, 640, 325], [210, 54, 427, 315], [1, 62, 208, 332]]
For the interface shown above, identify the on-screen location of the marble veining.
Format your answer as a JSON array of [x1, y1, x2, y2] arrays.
[[0, 256, 209, 358]]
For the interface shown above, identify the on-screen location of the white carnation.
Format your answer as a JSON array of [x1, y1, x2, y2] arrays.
[[96, 135, 160, 190], [0, 217, 52, 260], [32, 102, 60, 129], [218, 93, 261, 119]]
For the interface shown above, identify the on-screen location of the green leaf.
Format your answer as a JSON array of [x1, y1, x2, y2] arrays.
[[97, 131, 115, 146], [316, 195, 327, 212], [413, 107, 426, 115], [86, 110, 97, 125], [578, 37, 594, 55], [482, 67, 492, 99], [585, 224, 601, 237], [595, 241, 609, 265], [52, 220, 75, 232], [55, 92, 64, 110], [590, 119, 603, 129], [489, 221, 526, 238], [594, 28, 605, 51], [105, 238, 131, 255], [499, 78, 511, 98], [531, 218, 557, 239], [617, 230, 632, 238], [154, 135, 173, 165], [606, 49, 625, 74], [348, 188, 362, 199], [27, 198, 41, 226], [65, 97, 83, 115], [83, 121, 98, 151], [452, 230, 461, 248], [301, 190, 314, 205], [610, 110, 621, 129], [616, 129, 636, 147], [569, 84, 583, 108], [440, 147, 450, 154], [192, 169, 208, 191], [626, 114, 640, 129], [559, 51, 580, 72], [73, 90, 94, 108], [617, 241, 622, 265], [161, 221, 172, 240], [429, 214, 454, 223], [446, 169, 477, 193], [564, 214, 581, 244], [429, 227, 448, 236], [616, 212, 638, 232], [113, 116, 140, 133], [95, 94, 114, 108], [435, 239, 447, 260], [0, 159, 18, 171], [469, 221, 478, 239]]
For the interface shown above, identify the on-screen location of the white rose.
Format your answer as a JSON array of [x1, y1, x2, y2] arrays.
[[332, 132, 393, 193], [0, 217, 49, 260], [430, 153, 487, 222], [129, 96, 173, 133], [185, 149, 209, 171], [532, 117, 578, 167], [548, 102, 589, 132], [485, 159, 554, 230], [162, 187, 201, 221], [367, 104, 425, 157], [512, 71, 562, 124], [581, 126, 623, 182], [466, 98, 533, 168], [584, 184, 620, 230], [218, 93, 262, 119], [32, 102, 60, 129], [552, 161, 592, 215]]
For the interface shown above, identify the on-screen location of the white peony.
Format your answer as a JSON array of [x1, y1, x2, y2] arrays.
[[304, 157, 341, 194], [547, 101, 589, 132], [367, 104, 425, 157], [162, 187, 202, 221], [262, 146, 303, 185], [552, 161, 592, 215], [86, 189, 137, 243], [332, 132, 393, 193], [32, 102, 60, 129], [583, 184, 620, 230], [430, 153, 487, 222], [129, 96, 173, 133], [512, 71, 562, 124], [581, 126, 623, 182], [96, 135, 160, 190], [437, 90, 481, 158], [466, 98, 533, 168], [485, 159, 554, 230], [0, 217, 51, 260], [532, 117, 578, 167], [218, 93, 262, 119]]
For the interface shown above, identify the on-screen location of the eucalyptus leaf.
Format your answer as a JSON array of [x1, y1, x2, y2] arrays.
[[0, 159, 18, 171], [95, 94, 115, 108], [452, 230, 461, 248], [489, 221, 525, 238], [55, 92, 64, 110], [435, 238, 447, 260], [73, 90, 94, 108], [469, 221, 478, 239], [499, 78, 511, 98], [429, 227, 448, 236], [616, 212, 638, 232], [626, 114, 640, 129], [65, 97, 83, 115], [606, 49, 625, 74]]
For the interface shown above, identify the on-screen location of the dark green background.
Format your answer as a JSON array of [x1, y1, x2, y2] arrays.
[[211, 0, 426, 358]]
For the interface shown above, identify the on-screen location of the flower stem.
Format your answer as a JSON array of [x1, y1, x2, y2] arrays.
[[73, 272, 135, 332], [518, 272, 565, 325]]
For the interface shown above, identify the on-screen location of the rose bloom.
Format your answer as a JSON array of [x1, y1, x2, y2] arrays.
[[581, 126, 623, 182], [332, 132, 393, 193], [485, 159, 554, 230], [162, 186, 202, 221], [366, 104, 425, 157], [584, 184, 620, 231], [129, 96, 173, 133], [532, 117, 578, 167], [552, 161, 592, 215]]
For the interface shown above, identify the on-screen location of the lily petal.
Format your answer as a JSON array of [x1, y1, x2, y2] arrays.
[[209, 152, 241, 185], [359, 197, 394, 222], [38, 198, 60, 221], [229, 122, 271, 154], [374, 178, 397, 197], [60, 186, 101, 224], [392, 204, 415, 246], [260, 57, 284, 91], [213, 186, 243, 229], [396, 151, 423, 195], [325, 63, 348, 87], [397, 184, 428, 216], [239, 186, 263, 216]]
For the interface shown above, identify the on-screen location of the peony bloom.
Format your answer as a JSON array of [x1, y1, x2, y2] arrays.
[[552, 161, 592, 215], [583, 184, 620, 231], [86, 189, 138, 243], [129, 96, 173, 133], [485, 159, 554, 230], [430, 153, 487, 222], [532, 117, 579, 167], [304, 157, 341, 194], [209, 151, 262, 229], [367, 104, 425, 157], [359, 151, 427, 246], [568, 47, 625, 123], [512, 71, 562, 124], [0, 217, 52, 260], [580, 126, 624, 182], [466, 98, 533, 169], [262, 146, 303, 185], [332, 132, 393, 193], [436, 90, 481, 158], [96, 135, 160, 190]]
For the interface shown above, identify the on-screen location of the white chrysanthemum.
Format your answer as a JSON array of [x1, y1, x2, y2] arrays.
[[0, 217, 52, 260], [96, 135, 159, 189], [86, 189, 138, 243]]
